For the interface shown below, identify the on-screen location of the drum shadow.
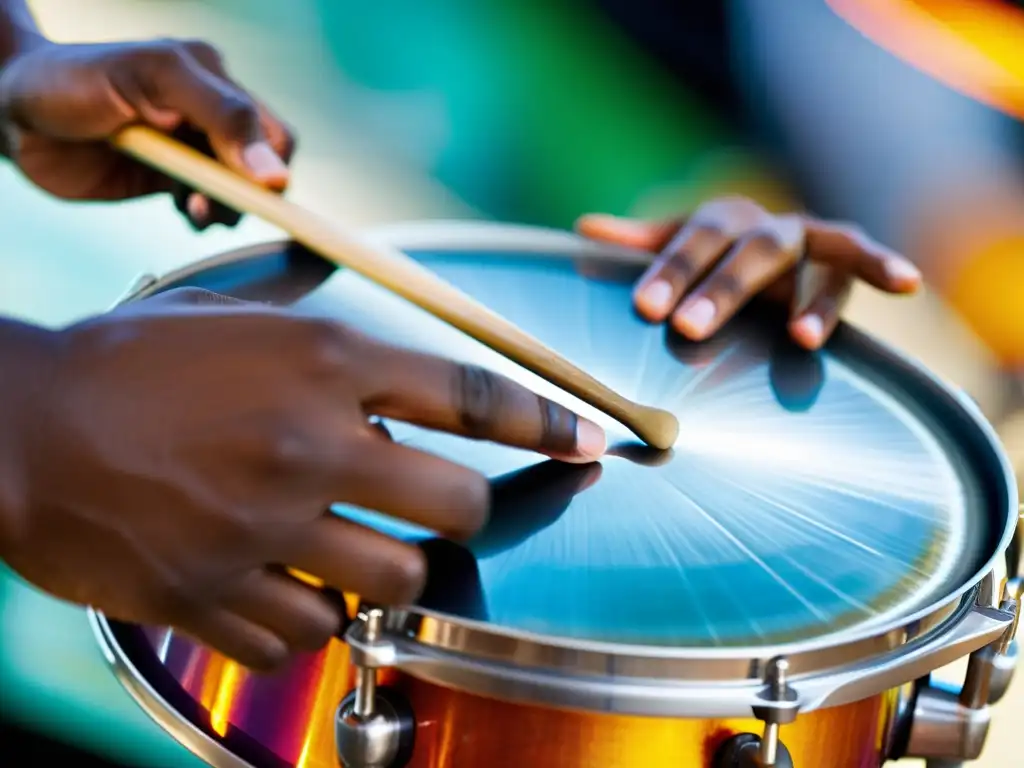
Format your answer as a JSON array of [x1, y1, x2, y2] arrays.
[[415, 461, 602, 621], [664, 305, 827, 414]]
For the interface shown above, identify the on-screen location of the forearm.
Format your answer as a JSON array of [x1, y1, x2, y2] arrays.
[[0, 318, 56, 555], [0, 0, 45, 66]]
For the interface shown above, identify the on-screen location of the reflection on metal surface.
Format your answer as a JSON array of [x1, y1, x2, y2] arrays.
[[92, 612, 895, 768], [94, 222, 1020, 767]]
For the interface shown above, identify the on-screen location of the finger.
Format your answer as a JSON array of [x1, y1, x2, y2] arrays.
[[671, 215, 805, 340], [633, 223, 735, 321], [186, 192, 212, 227], [789, 270, 852, 351], [287, 516, 428, 607], [168, 124, 244, 228], [219, 568, 342, 653], [126, 43, 288, 188], [259, 107, 297, 166], [803, 220, 922, 293], [335, 433, 491, 540], [178, 609, 289, 672], [355, 345, 606, 463], [575, 213, 683, 252], [180, 39, 297, 165]]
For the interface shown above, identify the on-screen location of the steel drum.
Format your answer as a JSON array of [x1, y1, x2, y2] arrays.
[[90, 221, 1021, 768]]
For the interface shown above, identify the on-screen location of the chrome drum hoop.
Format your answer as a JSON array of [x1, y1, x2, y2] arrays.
[[100, 220, 1019, 722]]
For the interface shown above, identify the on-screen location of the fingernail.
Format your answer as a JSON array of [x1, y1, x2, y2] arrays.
[[793, 314, 824, 347], [242, 141, 288, 183], [885, 258, 921, 284], [673, 297, 716, 337], [636, 279, 674, 316], [186, 193, 210, 223], [575, 419, 607, 460]]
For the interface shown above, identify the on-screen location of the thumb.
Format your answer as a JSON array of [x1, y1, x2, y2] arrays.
[[574, 214, 684, 252], [128, 44, 288, 189]]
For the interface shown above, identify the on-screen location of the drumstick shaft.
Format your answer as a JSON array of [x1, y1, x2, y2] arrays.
[[112, 126, 679, 449]]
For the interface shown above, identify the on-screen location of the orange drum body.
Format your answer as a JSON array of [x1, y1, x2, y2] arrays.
[[92, 222, 1019, 768], [101, 627, 895, 768]]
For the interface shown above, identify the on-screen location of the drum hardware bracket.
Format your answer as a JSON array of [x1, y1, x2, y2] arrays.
[[750, 657, 799, 767], [901, 579, 1021, 765], [335, 608, 415, 768], [714, 657, 798, 768]]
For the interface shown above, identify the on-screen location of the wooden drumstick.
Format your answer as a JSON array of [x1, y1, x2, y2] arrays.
[[112, 126, 680, 450]]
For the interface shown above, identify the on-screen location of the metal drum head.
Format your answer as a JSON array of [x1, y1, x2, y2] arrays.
[[142, 224, 1009, 651]]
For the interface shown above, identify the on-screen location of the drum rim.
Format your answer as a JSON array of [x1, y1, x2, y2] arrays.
[[88, 612, 251, 768], [104, 219, 1018, 666]]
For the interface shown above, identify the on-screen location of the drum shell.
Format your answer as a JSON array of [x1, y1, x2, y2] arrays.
[[148, 628, 898, 768]]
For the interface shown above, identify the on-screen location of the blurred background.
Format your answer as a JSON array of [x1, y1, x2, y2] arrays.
[[2, 0, 1024, 766]]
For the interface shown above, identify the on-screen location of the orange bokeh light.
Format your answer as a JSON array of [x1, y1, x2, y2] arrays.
[[828, 0, 1024, 119]]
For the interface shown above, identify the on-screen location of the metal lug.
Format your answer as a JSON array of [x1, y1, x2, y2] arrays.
[[335, 609, 415, 768], [902, 581, 1020, 763], [335, 688, 415, 768], [748, 657, 799, 767], [904, 685, 990, 762]]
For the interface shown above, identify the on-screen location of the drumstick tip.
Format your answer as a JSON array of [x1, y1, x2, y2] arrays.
[[632, 407, 680, 451]]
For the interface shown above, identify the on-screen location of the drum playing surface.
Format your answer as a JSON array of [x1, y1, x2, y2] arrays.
[[173, 235, 997, 649]]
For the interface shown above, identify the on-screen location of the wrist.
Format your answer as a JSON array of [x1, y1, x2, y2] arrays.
[[0, 319, 59, 556]]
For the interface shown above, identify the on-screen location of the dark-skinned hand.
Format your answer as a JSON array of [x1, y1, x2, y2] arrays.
[[0, 289, 606, 671], [577, 197, 923, 350], [0, 37, 291, 228]]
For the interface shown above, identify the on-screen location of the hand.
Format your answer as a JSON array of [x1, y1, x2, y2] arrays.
[[0, 38, 293, 229], [577, 197, 922, 350], [0, 289, 605, 670]]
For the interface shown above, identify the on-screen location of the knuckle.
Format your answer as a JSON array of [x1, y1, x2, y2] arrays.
[[205, 511, 263, 557], [453, 364, 503, 439], [744, 228, 790, 259], [387, 547, 428, 603], [181, 39, 223, 66], [707, 270, 746, 301], [257, 419, 317, 471], [696, 196, 765, 230], [302, 320, 357, 370], [687, 223, 726, 243], [831, 222, 868, 246], [652, 254, 695, 284], [362, 545, 428, 605], [155, 580, 204, 625], [442, 471, 491, 539], [219, 94, 261, 138], [140, 38, 189, 70], [290, 600, 343, 651], [744, 217, 803, 259]]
